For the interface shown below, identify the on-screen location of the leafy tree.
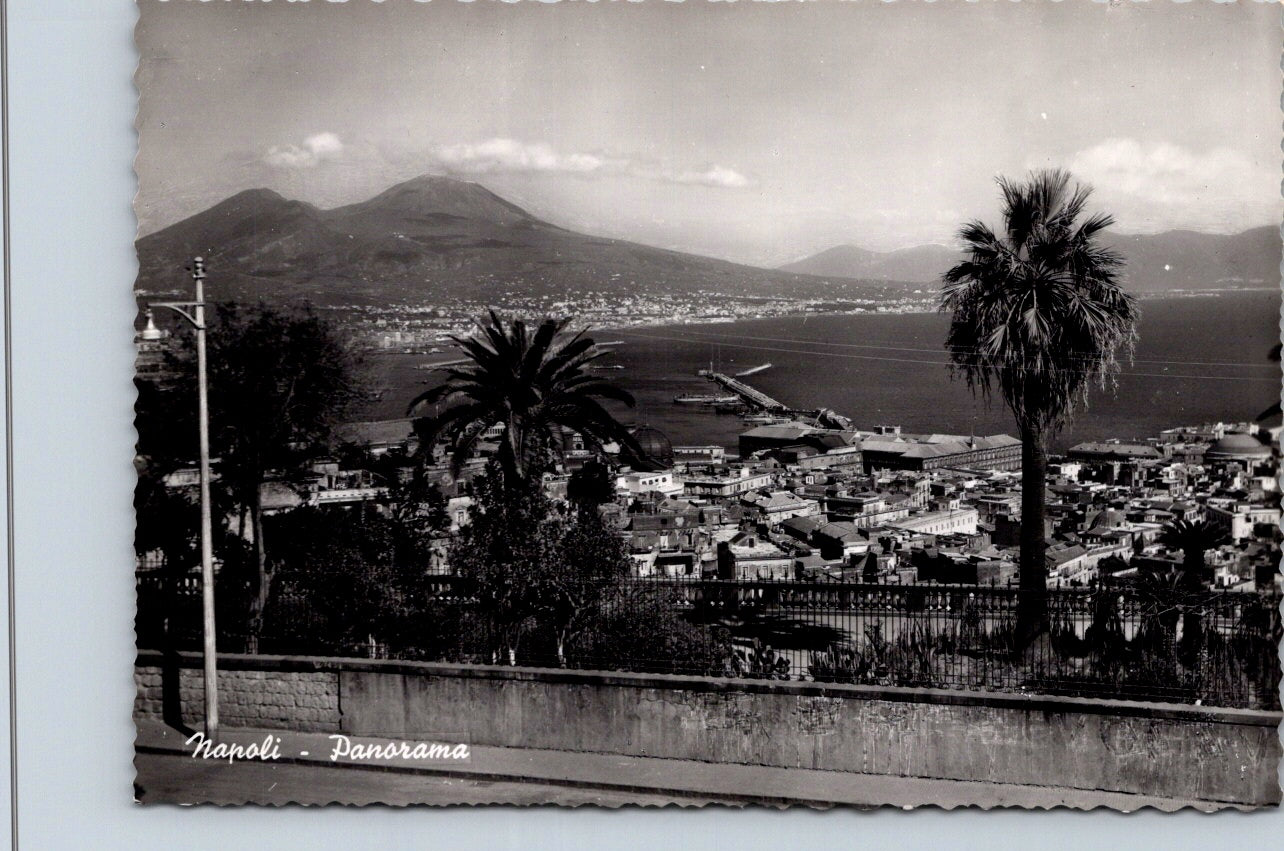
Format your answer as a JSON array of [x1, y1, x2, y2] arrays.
[[173, 301, 366, 649], [447, 464, 562, 665], [941, 169, 1138, 642], [385, 467, 450, 564], [543, 508, 632, 666], [567, 458, 617, 511], [449, 460, 725, 673], [407, 312, 643, 491], [263, 506, 452, 657], [566, 585, 728, 676], [134, 374, 199, 573]]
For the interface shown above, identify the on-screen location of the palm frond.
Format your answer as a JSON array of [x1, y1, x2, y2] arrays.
[[938, 168, 1139, 435]]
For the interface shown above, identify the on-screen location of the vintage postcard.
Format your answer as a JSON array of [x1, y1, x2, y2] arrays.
[[132, 0, 1282, 808]]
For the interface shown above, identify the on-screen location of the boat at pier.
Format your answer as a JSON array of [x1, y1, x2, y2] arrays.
[[741, 413, 790, 425], [674, 394, 740, 405]]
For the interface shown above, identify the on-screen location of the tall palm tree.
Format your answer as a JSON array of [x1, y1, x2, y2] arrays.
[[941, 169, 1139, 641], [407, 311, 643, 490]]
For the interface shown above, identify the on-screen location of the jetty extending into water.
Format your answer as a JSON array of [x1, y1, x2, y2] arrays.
[[696, 370, 853, 431], [705, 372, 786, 411], [414, 358, 472, 372]]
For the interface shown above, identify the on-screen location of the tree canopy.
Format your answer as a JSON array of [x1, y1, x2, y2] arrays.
[[408, 312, 643, 489], [941, 169, 1139, 437]]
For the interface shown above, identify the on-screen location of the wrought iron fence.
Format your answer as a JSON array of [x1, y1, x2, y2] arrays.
[[137, 572, 1282, 710]]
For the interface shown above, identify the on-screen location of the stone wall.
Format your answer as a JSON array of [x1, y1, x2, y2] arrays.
[[135, 652, 1282, 805], [135, 658, 340, 732]]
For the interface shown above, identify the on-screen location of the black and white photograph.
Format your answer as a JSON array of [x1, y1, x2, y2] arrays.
[[130, 0, 1282, 809]]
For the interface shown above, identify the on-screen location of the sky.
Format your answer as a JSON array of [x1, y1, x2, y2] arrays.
[[135, 0, 1282, 266]]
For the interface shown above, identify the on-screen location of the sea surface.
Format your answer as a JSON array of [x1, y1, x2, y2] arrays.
[[363, 290, 1282, 453]]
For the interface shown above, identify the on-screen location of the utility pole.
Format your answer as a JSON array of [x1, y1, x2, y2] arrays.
[[151, 257, 218, 741]]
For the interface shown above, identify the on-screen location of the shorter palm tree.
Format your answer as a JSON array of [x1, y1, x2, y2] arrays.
[[408, 311, 643, 490], [1157, 518, 1228, 665], [1158, 518, 1227, 587]]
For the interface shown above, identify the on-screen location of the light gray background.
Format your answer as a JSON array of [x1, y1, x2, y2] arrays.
[[5, 0, 1281, 846]]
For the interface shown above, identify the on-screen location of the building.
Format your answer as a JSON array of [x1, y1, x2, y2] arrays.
[[616, 469, 684, 498], [860, 434, 1022, 472], [779, 514, 827, 543], [716, 533, 793, 580], [1206, 501, 1282, 542], [1068, 442, 1164, 464], [629, 425, 676, 470], [682, 467, 774, 498], [673, 445, 726, 465], [740, 490, 821, 525], [812, 521, 873, 561], [766, 443, 863, 470], [891, 507, 980, 536], [738, 423, 860, 457], [1045, 540, 1133, 586], [823, 491, 911, 528], [1203, 431, 1273, 464]]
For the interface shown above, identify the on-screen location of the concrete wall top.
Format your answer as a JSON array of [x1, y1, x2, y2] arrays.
[[135, 650, 1282, 728]]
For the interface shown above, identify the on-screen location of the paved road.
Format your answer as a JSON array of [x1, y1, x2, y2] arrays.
[[134, 721, 1239, 810], [134, 752, 718, 807]]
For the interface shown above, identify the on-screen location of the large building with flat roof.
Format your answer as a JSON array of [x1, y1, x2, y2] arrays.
[[1067, 442, 1162, 463], [860, 434, 1021, 472]]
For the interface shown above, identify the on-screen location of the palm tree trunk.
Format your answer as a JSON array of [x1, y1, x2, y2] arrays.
[[498, 424, 524, 494], [1179, 553, 1205, 666], [1017, 424, 1049, 646]]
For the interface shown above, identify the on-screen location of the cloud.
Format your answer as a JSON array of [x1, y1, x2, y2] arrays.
[[432, 137, 753, 189], [435, 138, 617, 176], [264, 132, 345, 169], [667, 165, 752, 189], [1065, 138, 1278, 231]]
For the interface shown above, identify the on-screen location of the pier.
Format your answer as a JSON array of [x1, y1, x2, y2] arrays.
[[415, 358, 471, 372], [702, 372, 854, 431], [706, 372, 786, 411]]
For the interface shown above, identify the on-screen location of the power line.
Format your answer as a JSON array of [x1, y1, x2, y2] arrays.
[[617, 330, 1281, 384], [664, 328, 1278, 370]]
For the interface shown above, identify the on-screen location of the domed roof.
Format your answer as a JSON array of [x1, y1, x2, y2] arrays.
[[1206, 431, 1272, 460], [630, 425, 674, 470]]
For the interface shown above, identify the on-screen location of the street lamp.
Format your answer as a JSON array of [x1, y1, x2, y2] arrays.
[[151, 256, 218, 742]]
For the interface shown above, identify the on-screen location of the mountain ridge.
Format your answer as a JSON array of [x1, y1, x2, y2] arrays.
[[782, 226, 1281, 291], [136, 176, 1281, 305]]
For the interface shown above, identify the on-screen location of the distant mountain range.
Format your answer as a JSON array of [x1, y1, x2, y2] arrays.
[[135, 175, 885, 306], [782, 226, 1282, 292], [136, 175, 1280, 307], [780, 244, 960, 284]]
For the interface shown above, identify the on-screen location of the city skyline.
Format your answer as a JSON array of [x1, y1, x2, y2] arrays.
[[135, 0, 1281, 266]]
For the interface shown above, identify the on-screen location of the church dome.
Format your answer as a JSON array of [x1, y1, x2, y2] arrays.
[[629, 425, 674, 470], [1205, 431, 1272, 461]]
